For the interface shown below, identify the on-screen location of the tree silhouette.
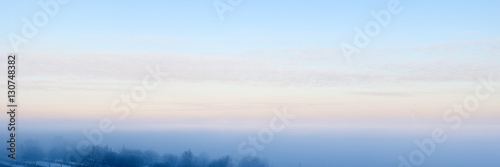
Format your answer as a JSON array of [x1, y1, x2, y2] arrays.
[[115, 147, 144, 167], [209, 156, 233, 167], [179, 150, 195, 167], [143, 150, 160, 166], [11, 139, 272, 167], [103, 149, 118, 166], [159, 153, 179, 167], [82, 145, 112, 166]]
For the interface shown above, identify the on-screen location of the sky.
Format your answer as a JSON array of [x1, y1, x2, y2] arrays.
[[0, 0, 497, 128], [0, 1, 500, 166]]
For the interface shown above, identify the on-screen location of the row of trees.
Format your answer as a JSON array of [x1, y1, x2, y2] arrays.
[[16, 138, 269, 167]]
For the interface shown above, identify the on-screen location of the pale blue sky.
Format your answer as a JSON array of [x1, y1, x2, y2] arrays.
[[2, 1, 500, 52], [0, 0, 499, 123]]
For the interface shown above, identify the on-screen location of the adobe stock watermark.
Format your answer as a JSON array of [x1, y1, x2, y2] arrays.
[[398, 73, 496, 167], [64, 65, 168, 163], [339, 0, 410, 63], [213, 0, 243, 21], [237, 106, 296, 157], [7, 0, 70, 52]]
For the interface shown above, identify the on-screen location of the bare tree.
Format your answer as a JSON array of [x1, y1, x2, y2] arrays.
[[179, 150, 195, 167]]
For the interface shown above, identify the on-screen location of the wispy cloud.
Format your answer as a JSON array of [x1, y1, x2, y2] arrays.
[[17, 37, 500, 91]]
